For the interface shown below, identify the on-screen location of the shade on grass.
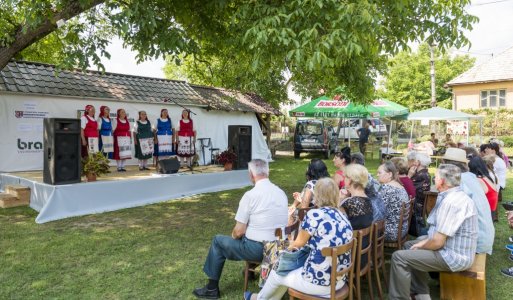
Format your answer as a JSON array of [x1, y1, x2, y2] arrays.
[[0, 155, 511, 299]]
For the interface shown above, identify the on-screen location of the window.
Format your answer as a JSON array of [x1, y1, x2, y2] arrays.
[[500, 90, 506, 106], [480, 89, 506, 107], [481, 91, 487, 107]]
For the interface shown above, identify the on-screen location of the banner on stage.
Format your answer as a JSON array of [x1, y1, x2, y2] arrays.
[[157, 135, 173, 153], [117, 136, 132, 159], [101, 135, 114, 153], [88, 137, 99, 154], [139, 138, 154, 155]]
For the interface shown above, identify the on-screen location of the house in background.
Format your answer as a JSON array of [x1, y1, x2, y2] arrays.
[[446, 46, 513, 110]]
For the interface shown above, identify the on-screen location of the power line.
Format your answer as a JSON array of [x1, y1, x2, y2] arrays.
[[471, 0, 513, 6], [451, 49, 494, 56]]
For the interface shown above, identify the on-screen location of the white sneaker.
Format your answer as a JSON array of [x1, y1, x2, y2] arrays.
[[414, 294, 432, 300]]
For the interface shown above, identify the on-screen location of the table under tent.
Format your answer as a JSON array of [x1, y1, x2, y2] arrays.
[[406, 107, 484, 146]]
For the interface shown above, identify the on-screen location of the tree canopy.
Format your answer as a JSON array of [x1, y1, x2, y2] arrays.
[[379, 43, 476, 110], [1, 0, 478, 104]]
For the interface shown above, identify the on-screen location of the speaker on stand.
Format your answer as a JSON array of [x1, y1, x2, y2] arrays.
[[43, 118, 82, 185], [228, 125, 252, 170]]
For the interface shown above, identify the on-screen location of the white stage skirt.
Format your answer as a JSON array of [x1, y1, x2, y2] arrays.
[[0, 171, 251, 223]]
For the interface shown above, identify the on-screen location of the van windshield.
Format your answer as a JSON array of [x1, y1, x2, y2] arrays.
[[298, 123, 322, 135]]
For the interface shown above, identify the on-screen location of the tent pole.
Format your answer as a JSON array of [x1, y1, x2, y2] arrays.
[[336, 117, 343, 150], [410, 121, 414, 142], [347, 118, 351, 148], [408, 121, 415, 150], [387, 120, 393, 154]]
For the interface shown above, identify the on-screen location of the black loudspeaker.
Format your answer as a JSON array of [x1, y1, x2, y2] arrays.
[[228, 125, 252, 170], [158, 157, 180, 174], [43, 118, 81, 185]]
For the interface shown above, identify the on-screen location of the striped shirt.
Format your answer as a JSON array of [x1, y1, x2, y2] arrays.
[[427, 187, 478, 272], [460, 172, 494, 254]]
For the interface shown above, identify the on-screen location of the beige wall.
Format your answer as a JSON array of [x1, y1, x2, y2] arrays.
[[452, 81, 513, 110]]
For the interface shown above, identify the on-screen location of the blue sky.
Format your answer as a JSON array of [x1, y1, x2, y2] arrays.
[[100, 0, 513, 79]]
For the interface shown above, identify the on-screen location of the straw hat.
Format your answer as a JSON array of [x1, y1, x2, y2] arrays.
[[442, 147, 468, 163]]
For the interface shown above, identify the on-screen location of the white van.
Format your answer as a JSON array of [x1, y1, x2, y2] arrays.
[[336, 118, 388, 140]]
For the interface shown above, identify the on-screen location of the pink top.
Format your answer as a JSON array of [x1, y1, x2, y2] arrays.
[[335, 170, 345, 189]]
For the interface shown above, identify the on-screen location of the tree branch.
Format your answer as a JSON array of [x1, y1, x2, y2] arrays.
[[0, 0, 105, 69]]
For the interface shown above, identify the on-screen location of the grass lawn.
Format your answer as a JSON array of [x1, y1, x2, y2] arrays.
[[1, 154, 512, 299]]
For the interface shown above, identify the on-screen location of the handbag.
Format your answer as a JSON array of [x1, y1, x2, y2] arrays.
[[259, 239, 287, 288], [274, 247, 310, 276]]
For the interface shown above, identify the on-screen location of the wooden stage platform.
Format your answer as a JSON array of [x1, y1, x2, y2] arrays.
[[1, 165, 249, 223], [8, 164, 225, 184]]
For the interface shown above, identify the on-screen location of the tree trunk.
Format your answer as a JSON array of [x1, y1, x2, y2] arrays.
[[0, 0, 105, 70]]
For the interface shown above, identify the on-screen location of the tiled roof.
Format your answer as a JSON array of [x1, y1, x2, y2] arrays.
[[0, 61, 275, 115], [0, 61, 207, 106], [447, 46, 513, 86], [190, 84, 281, 115]]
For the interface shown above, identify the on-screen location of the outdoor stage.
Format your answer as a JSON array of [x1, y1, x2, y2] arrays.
[[0, 165, 251, 224]]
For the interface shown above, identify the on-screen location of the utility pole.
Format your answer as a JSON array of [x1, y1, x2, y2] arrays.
[[430, 43, 437, 107]]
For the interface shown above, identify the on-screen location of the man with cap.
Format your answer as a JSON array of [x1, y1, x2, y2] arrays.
[[441, 147, 495, 254]]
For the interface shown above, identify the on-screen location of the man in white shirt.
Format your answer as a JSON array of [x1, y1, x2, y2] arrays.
[[193, 159, 288, 299]]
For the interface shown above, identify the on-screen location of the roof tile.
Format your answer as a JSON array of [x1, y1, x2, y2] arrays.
[[447, 46, 513, 86], [0, 61, 278, 114]]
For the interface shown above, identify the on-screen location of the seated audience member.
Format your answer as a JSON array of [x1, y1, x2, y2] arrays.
[[339, 164, 374, 230], [490, 138, 511, 168], [380, 140, 398, 162], [444, 133, 454, 146], [409, 153, 432, 236], [391, 157, 416, 200], [351, 152, 385, 221], [245, 178, 353, 300], [193, 159, 288, 299], [482, 155, 499, 186], [479, 144, 487, 157], [389, 164, 478, 300], [429, 133, 437, 147], [291, 159, 330, 210], [414, 141, 435, 156], [339, 164, 374, 270], [483, 142, 507, 202], [442, 148, 494, 254], [463, 146, 479, 159], [468, 156, 498, 221], [376, 161, 410, 242], [332, 147, 351, 189], [406, 151, 417, 174]]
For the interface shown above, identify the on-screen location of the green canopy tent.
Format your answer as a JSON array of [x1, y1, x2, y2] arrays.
[[289, 95, 409, 118], [289, 95, 409, 150]]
